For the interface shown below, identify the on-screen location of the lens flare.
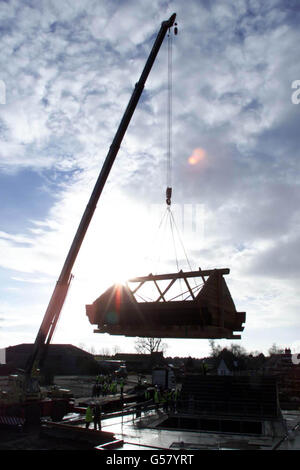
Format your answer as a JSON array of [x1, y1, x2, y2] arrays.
[[188, 147, 206, 165]]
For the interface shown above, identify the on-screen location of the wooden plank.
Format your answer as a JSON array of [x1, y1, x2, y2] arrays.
[[94, 325, 242, 339], [218, 271, 224, 328], [155, 278, 177, 302], [153, 279, 166, 302], [183, 277, 196, 300], [129, 268, 230, 283], [130, 280, 146, 294]]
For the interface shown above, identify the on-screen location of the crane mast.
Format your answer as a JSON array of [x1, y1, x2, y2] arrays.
[[25, 13, 177, 377]]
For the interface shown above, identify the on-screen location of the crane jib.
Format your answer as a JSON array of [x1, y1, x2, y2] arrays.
[[25, 14, 177, 376]]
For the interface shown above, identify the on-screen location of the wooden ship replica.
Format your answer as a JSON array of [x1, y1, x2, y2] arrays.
[[86, 268, 246, 339]]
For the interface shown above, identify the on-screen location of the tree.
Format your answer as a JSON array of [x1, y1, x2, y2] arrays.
[[134, 337, 168, 355], [268, 343, 284, 355], [208, 340, 222, 357], [112, 344, 122, 355], [185, 356, 195, 371], [209, 341, 247, 359], [229, 343, 247, 358], [99, 347, 111, 357]]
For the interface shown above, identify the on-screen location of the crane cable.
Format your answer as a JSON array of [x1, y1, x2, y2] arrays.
[[146, 22, 195, 289], [166, 25, 188, 297], [165, 25, 197, 291], [166, 28, 173, 205]]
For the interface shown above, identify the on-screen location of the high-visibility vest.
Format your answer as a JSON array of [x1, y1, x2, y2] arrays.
[[85, 406, 93, 423]]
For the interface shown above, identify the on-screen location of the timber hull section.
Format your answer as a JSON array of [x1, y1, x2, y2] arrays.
[[86, 269, 246, 339]]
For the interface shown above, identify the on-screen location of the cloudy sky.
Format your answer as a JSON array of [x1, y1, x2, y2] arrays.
[[0, 0, 300, 359]]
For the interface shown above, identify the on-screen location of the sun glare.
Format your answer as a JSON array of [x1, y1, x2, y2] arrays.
[[87, 199, 155, 290], [188, 147, 206, 165]]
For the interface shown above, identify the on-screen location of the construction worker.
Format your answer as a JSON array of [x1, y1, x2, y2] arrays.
[[120, 378, 124, 397], [162, 390, 169, 413], [174, 388, 180, 412], [93, 403, 102, 431], [154, 386, 160, 411], [85, 405, 93, 429], [167, 389, 173, 412]]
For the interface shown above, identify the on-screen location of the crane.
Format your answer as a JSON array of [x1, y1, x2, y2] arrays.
[[25, 13, 177, 380]]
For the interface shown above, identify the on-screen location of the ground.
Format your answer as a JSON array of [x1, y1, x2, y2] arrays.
[[0, 373, 144, 450]]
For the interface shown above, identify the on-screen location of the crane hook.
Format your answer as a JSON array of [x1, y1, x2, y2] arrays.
[[166, 187, 172, 206]]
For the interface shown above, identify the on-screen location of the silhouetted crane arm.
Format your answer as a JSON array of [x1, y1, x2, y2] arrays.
[[25, 13, 177, 376]]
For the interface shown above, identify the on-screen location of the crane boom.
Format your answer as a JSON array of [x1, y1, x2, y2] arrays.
[[25, 13, 177, 376]]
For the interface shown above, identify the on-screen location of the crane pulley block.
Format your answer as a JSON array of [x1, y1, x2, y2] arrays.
[[166, 187, 172, 205]]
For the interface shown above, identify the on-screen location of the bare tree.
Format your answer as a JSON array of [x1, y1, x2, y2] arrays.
[[134, 337, 168, 355], [229, 343, 247, 357], [208, 340, 222, 357], [78, 343, 97, 355], [268, 343, 284, 355], [99, 347, 111, 357], [112, 344, 122, 355]]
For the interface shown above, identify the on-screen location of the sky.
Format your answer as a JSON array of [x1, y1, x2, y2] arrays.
[[0, 0, 300, 359]]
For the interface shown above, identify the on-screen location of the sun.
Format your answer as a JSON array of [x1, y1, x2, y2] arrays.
[[80, 196, 156, 292]]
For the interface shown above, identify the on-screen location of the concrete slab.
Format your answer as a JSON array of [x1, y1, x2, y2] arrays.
[[61, 406, 300, 450]]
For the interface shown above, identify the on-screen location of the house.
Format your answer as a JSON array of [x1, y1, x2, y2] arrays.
[[215, 356, 247, 376], [209, 349, 247, 376], [263, 348, 293, 376], [208, 349, 268, 377], [114, 352, 165, 373], [262, 348, 300, 405], [4, 343, 99, 375], [217, 358, 234, 375]]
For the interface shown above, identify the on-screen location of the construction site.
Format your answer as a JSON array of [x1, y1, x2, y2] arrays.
[[1, 12, 300, 455]]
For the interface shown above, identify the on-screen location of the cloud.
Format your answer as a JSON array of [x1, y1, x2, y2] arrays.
[[0, 0, 300, 356]]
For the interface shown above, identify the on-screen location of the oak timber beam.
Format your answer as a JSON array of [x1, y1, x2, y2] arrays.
[[155, 278, 177, 302], [128, 268, 230, 283], [183, 277, 196, 300], [153, 279, 166, 302]]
